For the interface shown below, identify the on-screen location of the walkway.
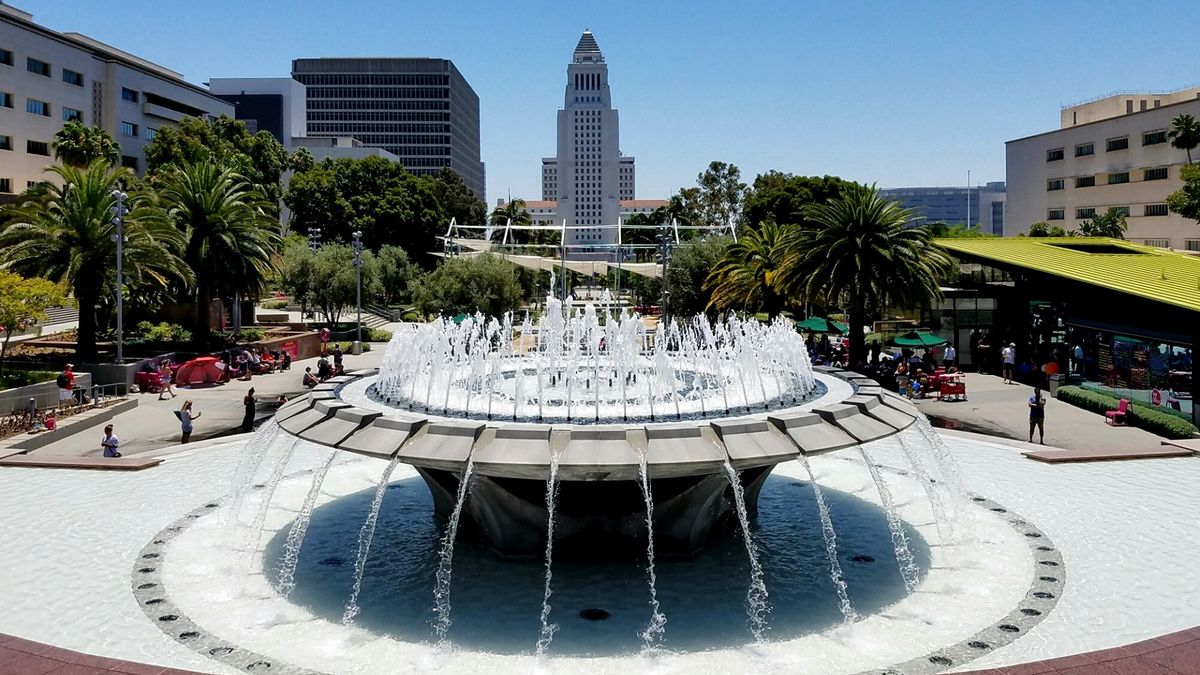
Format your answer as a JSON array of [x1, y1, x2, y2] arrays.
[[0, 632, 202, 674], [961, 625, 1200, 674]]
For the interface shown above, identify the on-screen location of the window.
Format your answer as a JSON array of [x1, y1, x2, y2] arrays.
[[62, 107, 81, 122], [1046, 148, 1064, 162], [1143, 130, 1167, 145], [119, 121, 138, 137], [26, 98, 49, 116], [62, 68, 83, 86], [1076, 207, 1096, 219], [1186, 240, 1200, 252], [1108, 172, 1130, 185], [1113, 206, 1130, 217], [1106, 137, 1128, 152], [1075, 176, 1095, 188], [121, 87, 139, 103], [0, 91, 11, 108], [1144, 204, 1169, 216], [1074, 143, 1094, 157], [1144, 239, 1169, 248], [0, 49, 12, 66], [1047, 179, 1065, 191], [26, 140, 49, 156], [1144, 167, 1169, 181], [0, 177, 12, 193], [1048, 208, 1065, 221], [121, 155, 138, 171], [145, 127, 157, 141], [26, 57, 50, 77]]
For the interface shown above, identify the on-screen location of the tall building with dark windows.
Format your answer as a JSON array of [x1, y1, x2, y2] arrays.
[[290, 57, 484, 201]]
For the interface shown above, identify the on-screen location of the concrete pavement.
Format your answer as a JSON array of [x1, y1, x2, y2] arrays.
[[27, 347, 384, 458]]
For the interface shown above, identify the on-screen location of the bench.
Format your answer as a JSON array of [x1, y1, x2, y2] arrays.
[[1105, 398, 1129, 426], [0, 454, 163, 471]]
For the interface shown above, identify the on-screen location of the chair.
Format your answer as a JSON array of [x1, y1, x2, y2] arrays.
[[1105, 399, 1129, 426]]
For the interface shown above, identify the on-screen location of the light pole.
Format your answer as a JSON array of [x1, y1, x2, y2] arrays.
[[352, 230, 363, 351], [657, 223, 672, 326], [109, 189, 128, 363]]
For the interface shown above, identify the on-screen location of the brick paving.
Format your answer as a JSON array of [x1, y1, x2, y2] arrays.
[[960, 625, 1200, 674], [0, 633, 203, 675]]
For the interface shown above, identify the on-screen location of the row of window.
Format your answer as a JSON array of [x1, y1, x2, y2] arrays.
[[307, 100, 449, 111], [1047, 167, 1170, 190], [1047, 131, 1170, 161], [307, 111, 450, 122], [296, 74, 450, 86], [304, 87, 449, 100], [307, 123, 450, 136], [1047, 204, 1169, 220]]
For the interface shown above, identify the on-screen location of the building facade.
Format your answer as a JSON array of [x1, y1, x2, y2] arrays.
[[0, 3, 233, 199], [1006, 88, 1200, 250], [290, 57, 484, 202], [880, 182, 1007, 235], [541, 31, 638, 249], [506, 198, 668, 229], [208, 77, 306, 143]]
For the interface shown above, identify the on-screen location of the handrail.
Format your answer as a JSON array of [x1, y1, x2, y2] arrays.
[[1061, 84, 1200, 109]]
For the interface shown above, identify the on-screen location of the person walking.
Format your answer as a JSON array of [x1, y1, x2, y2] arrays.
[[56, 363, 76, 409], [242, 388, 257, 433], [157, 361, 177, 400], [179, 400, 201, 444], [1001, 343, 1016, 384], [333, 343, 344, 371], [1028, 386, 1046, 444], [101, 424, 121, 457], [942, 343, 957, 369]]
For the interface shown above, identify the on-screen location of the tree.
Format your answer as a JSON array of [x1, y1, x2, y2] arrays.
[[289, 147, 316, 173], [144, 115, 289, 210], [926, 221, 992, 238], [742, 172, 849, 229], [411, 254, 526, 318], [1077, 208, 1127, 238], [704, 220, 787, 317], [490, 198, 533, 240], [0, 161, 189, 361], [1026, 221, 1068, 237], [773, 183, 953, 367], [1167, 164, 1200, 224], [305, 244, 382, 324], [377, 245, 418, 305], [53, 120, 119, 168], [695, 161, 747, 230], [1168, 113, 1200, 164], [279, 238, 318, 319], [433, 168, 487, 226], [664, 236, 730, 318], [0, 271, 66, 374], [156, 160, 280, 347]]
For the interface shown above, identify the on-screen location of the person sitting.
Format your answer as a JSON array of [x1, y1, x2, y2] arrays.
[[302, 367, 319, 388], [280, 350, 292, 372], [260, 350, 276, 374]]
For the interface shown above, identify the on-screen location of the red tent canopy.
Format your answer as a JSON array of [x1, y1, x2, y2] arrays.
[[175, 356, 227, 387]]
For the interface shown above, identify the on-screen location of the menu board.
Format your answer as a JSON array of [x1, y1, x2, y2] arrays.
[[1097, 341, 1113, 378]]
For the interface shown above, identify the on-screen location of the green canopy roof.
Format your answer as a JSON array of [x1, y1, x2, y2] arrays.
[[889, 330, 947, 347], [795, 316, 848, 334]]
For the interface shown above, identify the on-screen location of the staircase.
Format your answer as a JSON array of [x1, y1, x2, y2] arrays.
[[41, 306, 78, 327]]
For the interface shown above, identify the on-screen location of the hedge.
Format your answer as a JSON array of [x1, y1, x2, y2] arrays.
[[1056, 385, 1199, 439]]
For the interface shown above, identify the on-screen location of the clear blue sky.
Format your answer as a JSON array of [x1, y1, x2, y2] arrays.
[[20, 0, 1200, 203]]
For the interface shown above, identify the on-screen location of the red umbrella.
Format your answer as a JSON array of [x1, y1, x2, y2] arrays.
[[174, 356, 228, 387]]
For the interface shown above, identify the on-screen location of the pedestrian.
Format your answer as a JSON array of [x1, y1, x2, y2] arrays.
[[281, 350, 292, 372], [1028, 386, 1046, 444], [969, 329, 981, 372], [976, 333, 992, 374], [56, 363, 76, 409], [1002, 343, 1016, 384], [158, 360, 177, 400], [333, 343, 344, 370], [179, 400, 201, 444], [101, 424, 121, 457], [1072, 343, 1084, 376], [943, 343, 957, 369], [317, 354, 332, 381], [302, 367, 318, 388], [242, 388, 256, 433]]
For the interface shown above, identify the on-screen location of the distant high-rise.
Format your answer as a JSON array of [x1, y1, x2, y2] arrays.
[[539, 31, 635, 249], [291, 57, 484, 202]]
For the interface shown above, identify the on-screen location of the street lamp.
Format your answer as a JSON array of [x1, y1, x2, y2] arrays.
[[352, 230, 363, 352], [109, 189, 128, 363], [656, 223, 673, 325]]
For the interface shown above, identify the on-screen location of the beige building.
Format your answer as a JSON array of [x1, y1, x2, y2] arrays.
[[1006, 87, 1200, 250], [0, 3, 233, 200]]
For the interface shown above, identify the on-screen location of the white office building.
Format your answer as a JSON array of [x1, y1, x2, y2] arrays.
[[1006, 87, 1200, 249], [0, 3, 233, 199], [539, 31, 637, 251]]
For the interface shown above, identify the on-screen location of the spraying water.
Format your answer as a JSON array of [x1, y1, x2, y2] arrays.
[[343, 454, 403, 625], [276, 449, 339, 598], [856, 446, 921, 594], [896, 432, 950, 543], [535, 450, 563, 656], [636, 452, 668, 650], [222, 419, 281, 532], [243, 436, 301, 564], [797, 454, 858, 623], [432, 461, 475, 642], [721, 460, 770, 642]]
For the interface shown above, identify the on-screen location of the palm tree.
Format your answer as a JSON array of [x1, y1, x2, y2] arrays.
[[489, 198, 533, 243], [704, 219, 787, 317], [1168, 113, 1200, 164], [0, 161, 189, 360], [773, 183, 953, 367], [156, 160, 280, 347], [53, 120, 120, 168]]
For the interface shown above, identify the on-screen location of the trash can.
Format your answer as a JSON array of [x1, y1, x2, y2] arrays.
[[352, 340, 363, 356], [1048, 373, 1064, 397]]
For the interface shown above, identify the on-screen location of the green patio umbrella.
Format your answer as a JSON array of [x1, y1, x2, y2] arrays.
[[795, 316, 848, 334], [450, 312, 470, 325], [889, 330, 948, 348]]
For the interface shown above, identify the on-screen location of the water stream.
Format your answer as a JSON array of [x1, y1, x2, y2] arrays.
[[535, 450, 563, 656], [896, 431, 950, 543], [222, 419, 281, 533], [856, 446, 921, 594], [432, 461, 476, 642], [798, 454, 858, 623], [721, 460, 770, 642], [276, 449, 339, 598], [342, 454, 403, 625], [636, 452, 668, 650]]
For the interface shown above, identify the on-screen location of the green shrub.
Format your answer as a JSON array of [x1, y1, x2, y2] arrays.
[[0, 370, 59, 390], [261, 299, 288, 310], [401, 310, 422, 322], [366, 327, 392, 342], [1057, 385, 1198, 439], [335, 341, 371, 353], [133, 321, 191, 344]]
